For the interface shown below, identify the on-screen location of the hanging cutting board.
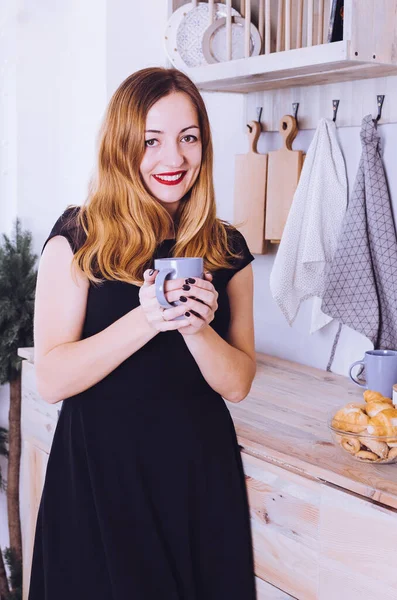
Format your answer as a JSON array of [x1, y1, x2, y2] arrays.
[[265, 115, 304, 242], [233, 120, 268, 255]]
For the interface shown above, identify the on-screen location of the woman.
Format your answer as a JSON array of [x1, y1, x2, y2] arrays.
[[30, 67, 257, 599]]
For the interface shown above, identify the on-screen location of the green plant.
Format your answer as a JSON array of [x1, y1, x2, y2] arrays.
[[0, 219, 37, 599]]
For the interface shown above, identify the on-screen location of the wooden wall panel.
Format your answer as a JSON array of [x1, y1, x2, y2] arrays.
[[246, 74, 397, 131]]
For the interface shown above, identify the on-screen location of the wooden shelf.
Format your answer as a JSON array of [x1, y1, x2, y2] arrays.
[[170, 0, 397, 94], [188, 41, 397, 93]]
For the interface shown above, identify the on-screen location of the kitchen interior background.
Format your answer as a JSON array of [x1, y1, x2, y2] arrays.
[[2, 0, 397, 547]]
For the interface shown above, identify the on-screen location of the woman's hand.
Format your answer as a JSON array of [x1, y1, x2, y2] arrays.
[[139, 269, 191, 332], [139, 270, 218, 334], [164, 272, 218, 336]]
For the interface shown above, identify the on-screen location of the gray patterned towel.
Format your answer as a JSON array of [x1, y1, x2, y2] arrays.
[[321, 114, 397, 349]]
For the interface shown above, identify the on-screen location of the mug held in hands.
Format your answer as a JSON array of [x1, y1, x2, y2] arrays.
[[154, 257, 204, 321]]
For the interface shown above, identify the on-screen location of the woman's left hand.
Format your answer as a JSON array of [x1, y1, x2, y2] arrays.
[[165, 272, 218, 335]]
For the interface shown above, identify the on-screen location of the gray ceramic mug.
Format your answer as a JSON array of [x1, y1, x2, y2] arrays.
[[349, 349, 397, 399], [154, 257, 204, 320]]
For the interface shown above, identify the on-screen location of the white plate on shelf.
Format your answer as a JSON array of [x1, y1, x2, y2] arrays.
[[174, 2, 240, 69], [164, 2, 196, 69], [202, 16, 262, 64]]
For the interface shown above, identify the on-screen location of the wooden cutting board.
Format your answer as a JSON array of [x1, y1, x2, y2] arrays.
[[265, 115, 304, 242], [233, 120, 268, 255]]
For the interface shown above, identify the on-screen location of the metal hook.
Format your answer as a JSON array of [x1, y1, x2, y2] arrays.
[[375, 95, 385, 122], [332, 99, 340, 122], [292, 102, 299, 121], [247, 106, 263, 132]]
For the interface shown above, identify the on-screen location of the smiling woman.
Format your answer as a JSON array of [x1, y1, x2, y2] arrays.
[[30, 67, 256, 600]]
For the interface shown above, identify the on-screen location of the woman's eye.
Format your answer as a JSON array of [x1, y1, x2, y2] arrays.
[[181, 135, 198, 143], [145, 139, 158, 147]]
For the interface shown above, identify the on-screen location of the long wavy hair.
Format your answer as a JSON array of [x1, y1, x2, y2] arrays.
[[71, 67, 242, 285]]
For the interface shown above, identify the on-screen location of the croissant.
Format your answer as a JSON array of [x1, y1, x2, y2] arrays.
[[358, 437, 389, 459], [341, 437, 361, 455], [345, 402, 368, 411], [356, 450, 379, 461], [332, 406, 369, 433], [388, 447, 397, 460], [365, 401, 394, 418], [366, 408, 397, 437], [363, 390, 392, 403]]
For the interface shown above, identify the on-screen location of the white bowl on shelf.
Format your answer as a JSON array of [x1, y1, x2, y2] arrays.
[[202, 16, 261, 64]]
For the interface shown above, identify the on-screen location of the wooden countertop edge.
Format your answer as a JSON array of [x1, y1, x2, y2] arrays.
[[18, 347, 34, 363], [237, 434, 397, 510]]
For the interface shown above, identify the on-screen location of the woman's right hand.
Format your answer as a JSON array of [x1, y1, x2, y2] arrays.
[[139, 269, 191, 332]]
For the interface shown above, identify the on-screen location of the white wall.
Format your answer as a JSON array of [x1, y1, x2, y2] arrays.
[[16, 0, 107, 255], [106, 0, 169, 97], [206, 102, 385, 374], [0, 1, 17, 236], [0, 0, 107, 564], [209, 112, 397, 374]]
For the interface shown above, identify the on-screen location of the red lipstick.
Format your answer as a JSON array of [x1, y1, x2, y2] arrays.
[[152, 170, 187, 186]]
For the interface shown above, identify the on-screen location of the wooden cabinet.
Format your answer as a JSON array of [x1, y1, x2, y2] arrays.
[[18, 349, 280, 600], [19, 350, 61, 600], [228, 354, 397, 599], [255, 576, 294, 599], [20, 440, 49, 600], [18, 348, 397, 599], [243, 452, 397, 599]]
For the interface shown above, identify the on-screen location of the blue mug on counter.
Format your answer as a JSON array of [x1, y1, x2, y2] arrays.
[[349, 350, 397, 399]]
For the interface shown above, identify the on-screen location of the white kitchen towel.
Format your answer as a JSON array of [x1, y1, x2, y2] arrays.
[[269, 118, 347, 328]]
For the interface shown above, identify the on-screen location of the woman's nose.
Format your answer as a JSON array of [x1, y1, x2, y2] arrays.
[[161, 141, 184, 168]]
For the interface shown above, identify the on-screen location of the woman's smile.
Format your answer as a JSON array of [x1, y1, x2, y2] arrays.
[[152, 170, 187, 186]]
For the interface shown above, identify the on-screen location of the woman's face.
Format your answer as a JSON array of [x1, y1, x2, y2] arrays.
[[140, 92, 202, 216]]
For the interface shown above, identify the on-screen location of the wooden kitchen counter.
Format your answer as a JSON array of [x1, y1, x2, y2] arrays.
[[18, 348, 397, 599], [228, 352, 397, 509], [226, 353, 397, 600]]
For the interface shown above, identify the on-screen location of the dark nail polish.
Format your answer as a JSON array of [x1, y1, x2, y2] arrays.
[[149, 269, 154, 276], [179, 296, 188, 302], [182, 284, 190, 291], [186, 278, 196, 284], [185, 312, 191, 317]]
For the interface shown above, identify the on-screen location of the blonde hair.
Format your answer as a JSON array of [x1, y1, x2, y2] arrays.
[[72, 67, 242, 286]]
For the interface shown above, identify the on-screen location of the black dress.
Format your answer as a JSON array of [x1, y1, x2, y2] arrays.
[[28, 207, 256, 600]]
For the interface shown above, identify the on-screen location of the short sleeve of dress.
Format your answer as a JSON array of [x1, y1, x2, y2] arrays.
[[223, 228, 255, 285], [41, 206, 86, 256]]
